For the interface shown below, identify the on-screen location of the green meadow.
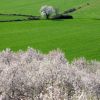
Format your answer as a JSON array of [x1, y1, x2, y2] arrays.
[[0, 0, 100, 60]]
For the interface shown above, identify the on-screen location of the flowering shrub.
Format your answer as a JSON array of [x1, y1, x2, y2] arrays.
[[0, 48, 100, 100], [40, 5, 56, 19]]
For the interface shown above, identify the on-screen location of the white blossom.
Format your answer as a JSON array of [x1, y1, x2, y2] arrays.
[[40, 5, 56, 19], [0, 48, 99, 100]]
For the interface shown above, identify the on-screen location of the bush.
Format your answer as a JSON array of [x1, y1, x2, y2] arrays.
[[0, 48, 100, 100]]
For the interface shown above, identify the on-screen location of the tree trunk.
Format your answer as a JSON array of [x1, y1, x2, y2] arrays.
[[46, 14, 49, 19]]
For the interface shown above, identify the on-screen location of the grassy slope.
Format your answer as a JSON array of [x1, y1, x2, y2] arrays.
[[0, 0, 100, 60]]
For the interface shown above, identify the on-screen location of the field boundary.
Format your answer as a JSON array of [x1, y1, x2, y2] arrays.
[[0, 13, 40, 22]]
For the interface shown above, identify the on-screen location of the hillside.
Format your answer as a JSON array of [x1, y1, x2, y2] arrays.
[[0, 0, 100, 60], [0, 0, 100, 17], [0, 0, 100, 18]]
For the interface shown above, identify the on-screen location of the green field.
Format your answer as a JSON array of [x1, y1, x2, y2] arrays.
[[0, 0, 100, 60]]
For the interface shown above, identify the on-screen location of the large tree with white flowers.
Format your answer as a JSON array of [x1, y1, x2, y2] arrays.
[[40, 5, 56, 19]]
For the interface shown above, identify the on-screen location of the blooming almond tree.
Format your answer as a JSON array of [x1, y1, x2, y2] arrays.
[[40, 5, 56, 19], [0, 48, 100, 100]]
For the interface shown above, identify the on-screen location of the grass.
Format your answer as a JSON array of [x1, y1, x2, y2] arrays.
[[0, 0, 100, 60]]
